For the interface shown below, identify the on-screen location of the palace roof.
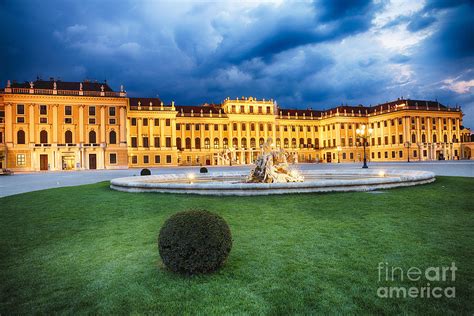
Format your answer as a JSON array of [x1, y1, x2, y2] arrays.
[[10, 79, 114, 92]]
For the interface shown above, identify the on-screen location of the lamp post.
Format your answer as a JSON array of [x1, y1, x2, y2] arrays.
[[356, 125, 373, 169], [336, 146, 342, 163], [404, 142, 411, 163]]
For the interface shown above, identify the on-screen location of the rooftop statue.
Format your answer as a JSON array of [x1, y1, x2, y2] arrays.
[[247, 137, 304, 183]]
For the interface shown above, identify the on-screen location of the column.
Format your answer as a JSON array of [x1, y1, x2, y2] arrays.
[[5, 103, 13, 143], [218, 124, 223, 148], [237, 122, 242, 148], [210, 124, 215, 150], [119, 106, 126, 144], [137, 118, 143, 147], [29, 104, 35, 143], [79, 105, 84, 144], [100, 106, 106, 144], [160, 119, 165, 147], [149, 117, 154, 148], [171, 119, 177, 147], [191, 124, 195, 149], [52, 104, 58, 143]]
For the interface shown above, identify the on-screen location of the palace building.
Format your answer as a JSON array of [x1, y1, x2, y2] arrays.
[[0, 78, 472, 171]]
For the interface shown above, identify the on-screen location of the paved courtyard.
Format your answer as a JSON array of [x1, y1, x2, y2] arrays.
[[0, 161, 473, 198]]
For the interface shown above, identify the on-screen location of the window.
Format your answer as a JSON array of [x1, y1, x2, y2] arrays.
[[233, 123, 237, 131], [166, 155, 172, 164], [399, 135, 403, 143], [143, 137, 149, 147], [384, 136, 388, 145], [109, 118, 116, 124], [214, 124, 219, 131], [89, 130, 97, 144], [40, 130, 48, 144], [186, 124, 191, 131], [176, 123, 180, 130], [131, 137, 137, 147], [65, 130, 73, 144], [89, 118, 96, 124], [433, 134, 437, 143], [249, 106, 253, 113], [17, 104, 25, 115], [89, 106, 95, 116], [205, 124, 209, 131], [17, 130, 26, 144], [413, 150, 417, 158], [166, 137, 171, 147], [214, 138, 219, 149], [251, 124, 255, 131], [143, 118, 148, 126], [131, 156, 138, 164], [109, 131, 117, 144], [385, 151, 388, 158], [17, 117, 25, 123], [143, 155, 149, 164], [350, 153, 354, 160], [195, 124, 200, 131], [378, 152, 381, 159], [242, 123, 246, 131], [399, 151, 403, 158], [266, 106, 271, 113], [195, 138, 201, 149], [110, 153, 117, 164], [40, 105, 47, 115], [165, 119, 171, 126], [392, 135, 396, 144], [392, 151, 395, 158], [204, 138, 210, 149], [16, 154, 26, 166], [109, 107, 116, 116], [155, 119, 160, 126], [65, 117, 73, 124], [131, 118, 137, 126], [384, 121, 387, 127], [155, 155, 161, 164], [378, 137, 381, 145], [412, 134, 416, 144], [40, 117, 47, 124], [65, 106, 72, 116], [154, 137, 160, 147]]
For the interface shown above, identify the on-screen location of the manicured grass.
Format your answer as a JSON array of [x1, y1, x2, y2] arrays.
[[1, 177, 473, 314]]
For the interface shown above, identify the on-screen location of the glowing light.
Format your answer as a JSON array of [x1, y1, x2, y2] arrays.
[[187, 173, 195, 183], [378, 171, 385, 177], [290, 169, 300, 178]]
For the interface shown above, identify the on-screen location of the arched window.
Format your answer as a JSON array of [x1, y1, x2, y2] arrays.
[[443, 134, 448, 143], [223, 138, 228, 149], [17, 130, 25, 144], [176, 138, 182, 150], [284, 138, 289, 148], [276, 138, 281, 148], [204, 138, 210, 149], [195, 138, 201, 149], [214, 138, 219, 149], [185, 138, 191, 149], [89, 130, 96, 144], [411, 134, 416, 144], [259, 138, 264, 146], [291, 138, 297, 148], [65, 130, 73, 144], [452, 134, 457, 143], [232, 138, 238, 148], [299, 138, 305, 148], [40, 130, 48, 144], [242, 138, 247, 148], [421, 134, 426, 143], [433, 134, 437, 143], [250, 138, 255, 148], [250, 123, 255, 131], [109, 131, 116, 144], [307, 138, 312, 147], [315, 138, 319, 148]]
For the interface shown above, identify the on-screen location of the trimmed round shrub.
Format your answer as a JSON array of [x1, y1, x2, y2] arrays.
[[200, 167, 208, 173], [158, 210, 232, 275], [140, 168, 151, 176]]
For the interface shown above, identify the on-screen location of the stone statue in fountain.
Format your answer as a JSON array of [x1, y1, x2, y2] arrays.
[[247, 138, 304, 183]]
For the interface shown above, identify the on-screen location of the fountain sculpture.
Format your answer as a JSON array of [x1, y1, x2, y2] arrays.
[[247, 138, 304, 183]]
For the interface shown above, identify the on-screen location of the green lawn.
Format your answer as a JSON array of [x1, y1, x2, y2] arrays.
[[1, 176, 473, 314]]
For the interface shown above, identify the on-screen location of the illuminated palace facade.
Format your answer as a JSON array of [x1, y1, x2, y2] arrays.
[[0, 79, 472, 171]]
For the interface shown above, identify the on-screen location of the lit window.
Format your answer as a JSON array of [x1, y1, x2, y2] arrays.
[[16, 154, 26, 166]]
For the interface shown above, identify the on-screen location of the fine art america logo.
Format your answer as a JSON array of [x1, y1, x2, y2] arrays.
[[377, 262, 457, 298]]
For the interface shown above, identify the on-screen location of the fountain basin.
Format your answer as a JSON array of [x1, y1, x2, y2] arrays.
[[110, 169, 435, 196]]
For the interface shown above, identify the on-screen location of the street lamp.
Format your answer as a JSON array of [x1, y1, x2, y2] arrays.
[[404, 142, 411, 163], [356, 125, 373, 169], [336, 146, 342, 163]]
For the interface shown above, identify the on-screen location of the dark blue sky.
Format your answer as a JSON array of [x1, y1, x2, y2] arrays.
[[1, 0, 473, 127]]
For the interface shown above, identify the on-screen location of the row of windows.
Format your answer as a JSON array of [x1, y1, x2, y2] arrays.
[[130, 155, 172, 164], [229, 105, 272, 114], [15, 130, 118, 145], [15, 104, 117, 117]]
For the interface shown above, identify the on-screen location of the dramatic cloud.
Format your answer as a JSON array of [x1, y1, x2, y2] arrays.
[[0, 0, 473, 127]]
